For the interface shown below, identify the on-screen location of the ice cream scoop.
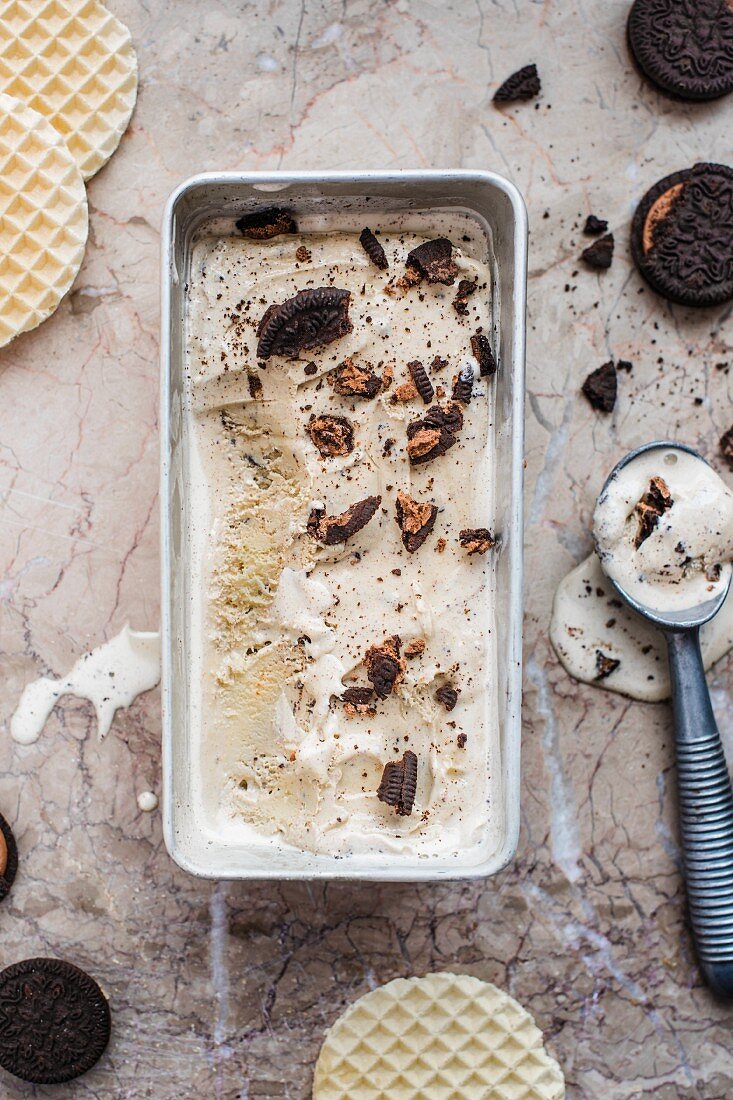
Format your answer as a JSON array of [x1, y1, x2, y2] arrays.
[[596, 440, 733, 999]]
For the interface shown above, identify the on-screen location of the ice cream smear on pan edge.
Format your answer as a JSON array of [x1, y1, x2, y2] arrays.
[[551, 447, 733, 702]]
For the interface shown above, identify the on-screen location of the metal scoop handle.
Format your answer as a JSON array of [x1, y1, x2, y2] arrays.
[[666, 629, 733, 999]]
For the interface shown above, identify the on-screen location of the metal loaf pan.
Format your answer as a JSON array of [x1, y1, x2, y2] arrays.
[[161, 171, 527, 880]]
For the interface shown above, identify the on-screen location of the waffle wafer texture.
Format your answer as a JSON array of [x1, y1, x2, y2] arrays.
[[312, 973, 565, 1100], [0, 92, 88, 348], [0, 0, 138, 180]]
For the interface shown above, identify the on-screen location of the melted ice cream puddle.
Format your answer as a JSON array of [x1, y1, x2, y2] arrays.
[[551, 449, 733, 701], [550, 555, 733, 702], [10, 625, 161, 744]]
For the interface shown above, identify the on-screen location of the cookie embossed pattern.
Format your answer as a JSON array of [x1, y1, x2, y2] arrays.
[[0, 958, 111, 1085], [627, 0, 733, 101], [631, 163, 733, 307]]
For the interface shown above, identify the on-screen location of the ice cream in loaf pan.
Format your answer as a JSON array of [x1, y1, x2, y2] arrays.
[[185, 215, 501, 860]]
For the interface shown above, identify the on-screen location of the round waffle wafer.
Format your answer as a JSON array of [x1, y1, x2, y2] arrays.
[[0, 0, 138, 180], [0, 92, 88, 348], [313, 973, 565, 1100]]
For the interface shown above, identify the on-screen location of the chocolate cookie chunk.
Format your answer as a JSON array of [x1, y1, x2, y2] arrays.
[[493, 63, 541, 103], [406, 402, 464, 465], [634, 476, 673, 547], [341, 686, 376, 717], [582, 361, 617, 412], [721, 426, 733, 469], [377, 750, 418, 816], [0, 812, 18, 903], [583, 214, 608, 236], [306, 414, 354, 458], [459, 528, 495, 555], [405, 239, 458, 285], [470, 332, 497, 377], [330, 358, 382, 399], [631, 164, 733, 307], [453, 279, 476, 315], [365, 635, 405, 699], [435, 683, 459, 711], [307, 495, 381, 545], [359, 227, 388, 269], [627, 0, 733, 101], [581, 232, 614, 270], [235, 207, 297, 239], [452, 363, 474, 405], [395, 491, 438, 552], [407, 360, 434, 404], [257, 287, 352, 358], [0, 958, 111, 1083], [595, 651, 620, 680]]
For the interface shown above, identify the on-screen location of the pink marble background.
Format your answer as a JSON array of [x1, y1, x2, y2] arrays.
[[1, 1, 732, 1096]]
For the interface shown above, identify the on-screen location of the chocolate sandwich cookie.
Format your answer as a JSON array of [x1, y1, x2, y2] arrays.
[[631, 164, 733, 307], [627, 0, 733, 102], [0, 812, 18, 902], [0, 958, 111, 1083]]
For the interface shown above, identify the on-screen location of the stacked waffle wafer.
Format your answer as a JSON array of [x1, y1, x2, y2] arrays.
[[0, 1, 138, 348]]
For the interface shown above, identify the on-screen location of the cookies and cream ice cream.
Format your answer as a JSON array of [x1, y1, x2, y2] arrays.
[[551, 446, 733, 701], [184, 214, 500, 861], [593, 447, 733, 613]]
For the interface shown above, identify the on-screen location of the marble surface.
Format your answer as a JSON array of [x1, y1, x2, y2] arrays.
[[1, 0, 732, 1096]]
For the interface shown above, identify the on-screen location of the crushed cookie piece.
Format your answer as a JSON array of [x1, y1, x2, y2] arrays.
[[493, 63, 541, 103], [582, 232, 615, 270], [595, 650, 620, 680], [388, 265, 423, 296], [459, 528, 495, 555], [395, 491, 438, 552], [304, 361, 318, 376], [365, 635, 405, 699], [452, 363, 474, 405], [359, 227, 388, 269], [377, 750, 418, 816], [436, 537, 447, 553], [471, 332, 497, 377], [236, 207, 297, 239], [382, 437, 396, 457], [295, 244, 312, 263], [341, 686, 376, 717], [406, 402, 463, 465], [393, 380, 419, 403], [436, 683, 459, 711], [457, 733, 467, 748], [307, 495, 381, 545], [331, 357, 382, 399], [430, 355, 448, 373], [306, 414, 354, 458], [404, 639, 426, 659], [582, 361, 617, 412], [257, 287, 351, 359], [247, 371, 263, 399], [584, 214, 608, 236], [405, 238, 458, 286], [634, 476, 673, 548], [407, 360, 435, 404], [453, 279, 477, 315]]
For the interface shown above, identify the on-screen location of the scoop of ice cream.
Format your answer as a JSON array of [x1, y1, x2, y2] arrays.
[[593, 447, 733, 612]]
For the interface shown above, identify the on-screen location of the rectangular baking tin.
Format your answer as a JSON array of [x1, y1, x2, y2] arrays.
[[161, 171, 526, 880]]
